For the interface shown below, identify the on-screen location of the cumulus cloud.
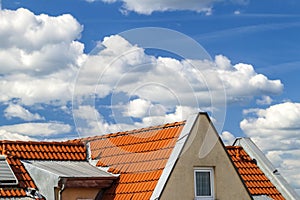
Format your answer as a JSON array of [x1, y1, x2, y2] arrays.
[[0, 8, 84, 105], [88, 0, 248, 15], [125, 98, 152, 118], [4, 103, 44, 121], [77, 36, 283, 108], [256, 95, 273, 105], [71, 35, 283, 135], [241, 102, 300, 192], [0, 8, 283, 142], [73, 104, 198, 136], [0, 8, 283, 112], [220, 131, 235, 145], [241, 102, 300, 143], [0, 129, 34, 141], [0, 8, 83, 74], [73, 105, 137, 136], [133, 105, 199, 128], [0, 122, 72, 137]]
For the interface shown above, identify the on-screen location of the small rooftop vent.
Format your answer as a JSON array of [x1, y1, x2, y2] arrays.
[[0, 155, 18, 185]]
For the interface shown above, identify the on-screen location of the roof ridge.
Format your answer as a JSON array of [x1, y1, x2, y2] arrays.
[[82, 120, 186, 142], [226, 146, 243, 149]]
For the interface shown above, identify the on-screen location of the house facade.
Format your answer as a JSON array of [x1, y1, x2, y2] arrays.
[[0, 112, 298, 200]]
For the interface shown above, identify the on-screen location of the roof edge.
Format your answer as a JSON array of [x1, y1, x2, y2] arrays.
[[150, 112, 200, 200]]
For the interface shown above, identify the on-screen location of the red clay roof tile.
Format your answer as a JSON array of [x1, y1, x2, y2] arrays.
[[80, 121, 185, 200], [226, 146, 285, 200]]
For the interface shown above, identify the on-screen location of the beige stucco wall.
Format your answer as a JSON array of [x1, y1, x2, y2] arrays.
[[159, 114, 252, 200], [60, 188, 100, 200]]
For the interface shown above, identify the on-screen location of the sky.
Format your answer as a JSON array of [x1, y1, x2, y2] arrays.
[[0, 0, 300, 194]]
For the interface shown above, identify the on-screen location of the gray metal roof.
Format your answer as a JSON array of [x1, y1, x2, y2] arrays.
[[252, 195, 273, 200], [22, 160, 114, 178], [0, 155, 18, 186]]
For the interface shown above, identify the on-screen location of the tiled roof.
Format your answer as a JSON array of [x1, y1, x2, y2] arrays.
[[82, 121, 185, 200], [226, 146, 285, 200], [0, 140, 86, 161], [0, 140, 86, 198]]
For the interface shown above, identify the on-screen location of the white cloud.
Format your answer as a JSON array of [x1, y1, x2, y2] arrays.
[[256, 95, 273, 105], [79, 36, 282, 108], [0, 129, 34, 141], [0, 8, 83, 74], [73, 105, 137, 136], [0, 9, 283, 112], [0, 8, 284, 143], [220, 131, 235, 145], [0, 72, 76, 105], [0, 122, 72, 136], [73, 104, 199, 136], [89, 0, 248, 15], [241, 102, 300, 142], [137, 105, 200, 127], [240, 102, 300, 192], [72, 35, 283, 136], [125, 98, 152, 118], [0, 8, 84, 106], [234, 10, 241, 15], [4, 103, 44, 121]]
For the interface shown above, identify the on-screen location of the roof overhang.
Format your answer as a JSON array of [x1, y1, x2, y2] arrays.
[[58, 176, 116, 189], [23, 160, 118, 200]]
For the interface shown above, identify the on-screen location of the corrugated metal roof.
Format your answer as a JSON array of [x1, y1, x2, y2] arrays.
[[0, 155, 18, 186], [22, 161, 115, 178]]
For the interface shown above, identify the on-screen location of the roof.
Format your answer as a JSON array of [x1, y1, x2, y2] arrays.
[[1, 113, 297, 200], [22, 160, 117, 199], [0, 140, 86, 161], [233, 137, 300, 200], [81, 121, 186, 200], [0, 140, 86, 198], [226, 146, 285, 200], [22, 161, 115, 178]]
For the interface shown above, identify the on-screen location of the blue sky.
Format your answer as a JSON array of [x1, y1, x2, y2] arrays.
[[1, 0, 300, 194]]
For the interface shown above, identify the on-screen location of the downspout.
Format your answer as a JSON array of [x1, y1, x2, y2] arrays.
[[95, 189, 104, 200], [58, 178, 66, 200]]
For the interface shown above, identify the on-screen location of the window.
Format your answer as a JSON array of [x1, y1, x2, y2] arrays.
[[194, 168, 214, 200], [0, 155, 18, 186]]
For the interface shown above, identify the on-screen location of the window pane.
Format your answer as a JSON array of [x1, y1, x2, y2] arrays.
[[195, 171, 211, 196]]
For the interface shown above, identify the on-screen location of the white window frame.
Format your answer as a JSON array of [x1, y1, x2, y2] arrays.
[[194, 168, 214, 200]]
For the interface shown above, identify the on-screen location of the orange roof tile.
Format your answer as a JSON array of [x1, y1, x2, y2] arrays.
[[81, 121, 185, 200], [226, 146, 285, 200], [0, 140, 86, 161], [0, 140, 87, 198]]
